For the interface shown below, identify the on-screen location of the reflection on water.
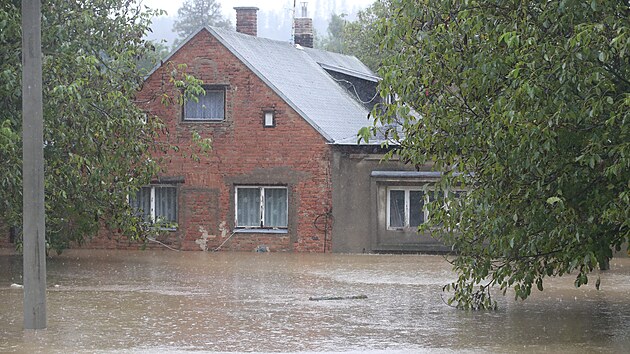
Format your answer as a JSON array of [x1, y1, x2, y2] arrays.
[[1, 250, 629, 353]]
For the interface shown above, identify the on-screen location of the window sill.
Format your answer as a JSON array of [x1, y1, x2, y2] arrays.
[[145, 226, 177, 232], [182, 119, 224, 123], [158, 227, 178, 232], [141, 223, 178, 232], [387, 227, 421, 232], [234, 228, 288, 234]]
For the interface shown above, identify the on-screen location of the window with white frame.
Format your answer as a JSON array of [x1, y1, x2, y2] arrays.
[[388, 188, 425, 230], [130, 186, 177, 225], [235, 186, 288, 229], [263, 110, 275, 127], [183, 86, 225, 121], [387, 187, 462, 230]]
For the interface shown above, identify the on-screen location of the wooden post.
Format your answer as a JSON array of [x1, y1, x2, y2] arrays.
[[22, 0, 47, 330]]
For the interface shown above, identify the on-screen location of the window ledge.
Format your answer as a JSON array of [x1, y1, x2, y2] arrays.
[[158, 227, 178, 232], [182, 119, 224, 123], [387, 227, 421, 232], [234, 228, 288, 234], [145, 226, 178, 232]]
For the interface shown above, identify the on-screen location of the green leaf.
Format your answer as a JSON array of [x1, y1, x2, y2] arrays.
[[546, 196, 562, 205], [373, 0, 629, 310]]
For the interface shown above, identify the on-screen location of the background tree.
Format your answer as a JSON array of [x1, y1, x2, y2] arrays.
[[318, 13, 348, 53], [136, 40, 171, 75], [365, 0, 629, 309], [316, 2, 400, 72], [172, 0, 231, 47], [342, 0, 396, 71], [0, 0, 204, 253]]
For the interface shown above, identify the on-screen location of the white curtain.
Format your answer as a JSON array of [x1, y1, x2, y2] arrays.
[[155, 187, 177, 223], [132, 187, 151, 222], [237, 188, 260, 227], [264, 188, 287, 228], [184, 90, 224, 120]]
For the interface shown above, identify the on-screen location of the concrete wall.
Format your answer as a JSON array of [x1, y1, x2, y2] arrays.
[[331, 146, 450, 253]]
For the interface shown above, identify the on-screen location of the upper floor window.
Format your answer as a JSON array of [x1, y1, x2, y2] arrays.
[[263, 110, 275, 127], [235, 186, 288, 229], [183, 85, 225, 121]]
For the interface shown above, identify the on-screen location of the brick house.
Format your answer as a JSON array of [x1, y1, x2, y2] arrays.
[[1, 7, 453, 253], [114, 7, 380, 252]]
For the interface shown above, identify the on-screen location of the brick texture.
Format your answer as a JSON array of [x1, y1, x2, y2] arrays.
[[234, 7, 258, 37], [294, 18, 314, 48], [85, 29, 334, 252]]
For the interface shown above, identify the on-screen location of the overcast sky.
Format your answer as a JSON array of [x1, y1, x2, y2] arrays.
[[142, 0, 375, 19], [142, 0, 376, 44]]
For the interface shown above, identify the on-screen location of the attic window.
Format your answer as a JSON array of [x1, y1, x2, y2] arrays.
[[263, 110, 275, 127], [183, 85, 225, 121]]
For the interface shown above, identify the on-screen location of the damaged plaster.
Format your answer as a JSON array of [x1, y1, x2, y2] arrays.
[[195, 226, 215, 251]]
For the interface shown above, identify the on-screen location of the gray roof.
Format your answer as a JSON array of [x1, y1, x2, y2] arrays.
[[157, 27, 377, 143]]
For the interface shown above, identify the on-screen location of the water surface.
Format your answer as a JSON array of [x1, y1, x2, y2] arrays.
[[1, 250, 629, 353]]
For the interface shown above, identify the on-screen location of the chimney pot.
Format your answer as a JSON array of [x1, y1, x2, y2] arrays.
[[234, 7, 259, 36], [300, 2, 308, 17]]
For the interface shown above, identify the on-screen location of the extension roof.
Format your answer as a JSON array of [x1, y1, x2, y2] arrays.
[[153, 26, 379, 144]]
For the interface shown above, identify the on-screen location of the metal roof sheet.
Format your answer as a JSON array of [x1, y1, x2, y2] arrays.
[[147, 27, 378, 143], [208, 27, 374, 143]]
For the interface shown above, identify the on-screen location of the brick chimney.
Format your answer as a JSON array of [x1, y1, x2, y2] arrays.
[[294, 3, 313, 48], [234, 7, 258, 36]]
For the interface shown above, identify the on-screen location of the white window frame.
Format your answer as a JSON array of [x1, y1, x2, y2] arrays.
[[183, 86, 226, 121], [263, 111, 275, 127], [131, 185, 178, 227], [386, 187, 463, 230], [386, 187, 426, 230], [235, 186, 288, 229]]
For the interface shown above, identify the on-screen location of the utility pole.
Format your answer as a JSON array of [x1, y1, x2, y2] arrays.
[[22, 0, 47, 330], [291, 0, 296, 44]]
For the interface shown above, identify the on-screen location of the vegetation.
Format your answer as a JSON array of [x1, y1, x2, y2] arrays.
[[318, 13, 348, 54], [172, 0, 231, 46], [340, 0, 396, 71], [0, 0, 205, 253], [316, 1, 396, 72], [137, 40, 171, 75], [363, 0, 629, 309]]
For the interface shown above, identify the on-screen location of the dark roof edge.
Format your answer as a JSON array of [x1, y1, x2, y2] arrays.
[[319, 62, 380, 82]]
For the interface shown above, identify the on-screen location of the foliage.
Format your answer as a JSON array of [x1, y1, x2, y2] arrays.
[[365, 0, 630, 309], [342, 0, 397, 71], [172, 0, 231, 46], [318, 13, 348, 53], [0, 0, 206, 253], [315, 1, 398, 72], [136, 40, 171, 76]]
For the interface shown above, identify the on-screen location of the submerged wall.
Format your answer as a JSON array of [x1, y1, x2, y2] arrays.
[[330, 146, 451, 253]]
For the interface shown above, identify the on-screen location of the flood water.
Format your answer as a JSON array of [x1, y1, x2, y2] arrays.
[[1, 250, 629, 353]]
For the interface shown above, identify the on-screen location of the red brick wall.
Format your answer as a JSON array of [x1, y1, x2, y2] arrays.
[[86, 29, 333, 252]]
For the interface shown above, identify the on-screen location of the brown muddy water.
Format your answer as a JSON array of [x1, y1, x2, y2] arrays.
[[0, 250, 629, 353]]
